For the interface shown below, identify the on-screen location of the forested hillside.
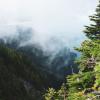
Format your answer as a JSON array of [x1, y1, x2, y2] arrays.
[[0, 44, 56, 100], [45, 0, 100, 100], [0, 29, 77, 99]]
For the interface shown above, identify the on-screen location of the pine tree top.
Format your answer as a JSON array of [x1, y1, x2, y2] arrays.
[[84, 0, 100, 40]]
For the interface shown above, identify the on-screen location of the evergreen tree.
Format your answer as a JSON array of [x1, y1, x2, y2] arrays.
[[45, 0, 100, 100], [76, 0, 100, 71], [84, 0, 100, 40], [67, 0, 100, 99]]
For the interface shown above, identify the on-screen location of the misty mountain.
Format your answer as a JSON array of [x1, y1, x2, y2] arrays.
[[0, 41, 63, 100], [0, 26, 78, 78], [50, 48, 78, 78], [0, 26, 78, 99]]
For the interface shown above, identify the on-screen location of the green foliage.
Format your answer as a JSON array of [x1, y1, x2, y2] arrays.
[[67, 93, 86, 100], [44, 88, 57, 100], [45, 84, 67, 100], [93, 63, 100, 88], [57, 83, 67, 100], [68, 0, 100, 99], [67, 72, 95, 92], [84, 0, 100, 40], [75, 40, 100, 57], [67, 0, 100, 99], [45, 0, 100, 100]]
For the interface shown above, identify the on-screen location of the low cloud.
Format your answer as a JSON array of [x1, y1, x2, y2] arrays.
[[0, 0, 98, 53]]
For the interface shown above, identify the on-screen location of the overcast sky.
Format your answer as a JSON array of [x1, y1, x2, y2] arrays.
[[0, 0, 98, 51]]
